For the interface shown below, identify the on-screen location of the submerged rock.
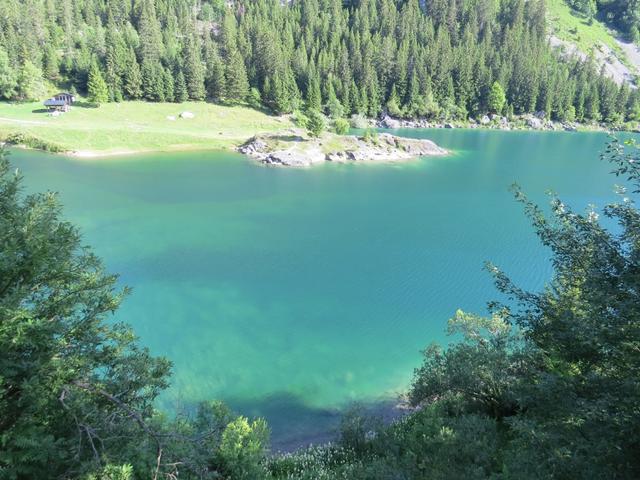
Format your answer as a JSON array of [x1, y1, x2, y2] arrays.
[[238, 129, 447, 167]]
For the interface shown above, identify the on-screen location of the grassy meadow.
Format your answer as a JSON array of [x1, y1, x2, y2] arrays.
[[0, 100, 292, 156]]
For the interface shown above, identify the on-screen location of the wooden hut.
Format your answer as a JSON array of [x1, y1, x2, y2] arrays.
[[43, 92, 75, 112]]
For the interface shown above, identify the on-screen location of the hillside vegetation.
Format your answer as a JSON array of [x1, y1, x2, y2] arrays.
[[548, 0, 627, 62], [0, 0, 639, 127]]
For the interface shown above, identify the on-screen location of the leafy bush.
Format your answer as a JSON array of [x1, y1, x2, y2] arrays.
[[334, 118, 350, 135], [218, 417, 269, 480], [306, 109, 325, 137], [3, 132, 65, 152], [292, 109, 310, 129]]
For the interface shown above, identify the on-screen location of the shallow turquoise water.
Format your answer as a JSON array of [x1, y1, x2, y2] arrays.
[[11, 130, 620, 448]]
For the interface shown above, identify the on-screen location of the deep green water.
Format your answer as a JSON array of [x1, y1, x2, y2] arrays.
[[12, 130, 620, 449]]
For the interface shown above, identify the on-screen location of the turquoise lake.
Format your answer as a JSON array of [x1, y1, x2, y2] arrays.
[[11, 130, 620, 449]]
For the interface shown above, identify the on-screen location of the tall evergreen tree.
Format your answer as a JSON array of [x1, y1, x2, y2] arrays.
[[224, 49, 249, 103], [87, 61, 109, 106], [488, 81, 507, 114], [123, 48, 143, 100], [183, 35, 205, 101], [174, 70, 188, 103]]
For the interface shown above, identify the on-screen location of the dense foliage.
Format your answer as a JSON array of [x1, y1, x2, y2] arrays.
[[0, 148, 271, 479], [0, 0, 639, 123]]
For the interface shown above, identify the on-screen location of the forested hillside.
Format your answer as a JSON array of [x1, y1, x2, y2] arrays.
[[1, 0, 639, 124]]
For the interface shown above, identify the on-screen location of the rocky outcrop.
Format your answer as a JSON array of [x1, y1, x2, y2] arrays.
[[238, 129, 447, 167], [374, 113, 617, 133]]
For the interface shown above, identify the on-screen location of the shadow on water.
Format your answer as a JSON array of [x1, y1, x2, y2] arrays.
[[161, 392, 409, 453], [226, 393, 409, 453]]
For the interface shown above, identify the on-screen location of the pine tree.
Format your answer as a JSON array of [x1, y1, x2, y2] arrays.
[[386, 84, 403, 117], [205, 46, 225, 101], [0, 48, 16, 100], [87, 61, 109, 106], [105, 24, 127, 102], [124, 49, 143, 99], [306, 73, 322, 111], [163, 67, 175, 102], [138, 0, 163, 63], [264, 73, 289, 114], [141, 59, 164, 102], [488, 81, 507, 114], [43, 45, 59, 82], [183, 36, 205, 101], [224, 49, 249, 103], [307, 109, 325, 137], [15, 61, 45, 102], [326, 81, 344, 119], [174, 70, 188, 103]]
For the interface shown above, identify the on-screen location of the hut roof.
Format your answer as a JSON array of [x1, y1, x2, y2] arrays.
[[44, 99, 67, 106]]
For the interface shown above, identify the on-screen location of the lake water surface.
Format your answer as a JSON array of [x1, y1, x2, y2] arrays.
[[12, 129, 620, 449]]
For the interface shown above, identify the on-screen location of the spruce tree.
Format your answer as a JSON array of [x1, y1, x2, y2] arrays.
[[386, 84, 403, 117], [306, 73, 322, 111], [326, 81, 344, 119], [183, 36, 206, 101], [488, 81, 507, 114], [15, 61, 45, 102], [163, 68, 175, 102], [0, 48, 16, 100], [124, 48, 143, 100], [307, 109, 325, 137], [138, 0, 163, 63], [205, 46, 226, 101], [224, 49, 249, 103], [87, 62, 109, 106], [174, 70, 188, 103]]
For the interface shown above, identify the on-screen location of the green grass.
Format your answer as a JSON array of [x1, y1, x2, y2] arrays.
[[0, 100, 292, 156], [547, 0, 629, 66]]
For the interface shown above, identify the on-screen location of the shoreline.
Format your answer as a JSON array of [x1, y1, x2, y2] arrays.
[[2, 123, 622, 160]]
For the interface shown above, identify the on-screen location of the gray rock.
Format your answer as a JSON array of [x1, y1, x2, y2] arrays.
[[526, 117, 543, 129], [238, 129, 447, 167], [380, 114, 402, 129]]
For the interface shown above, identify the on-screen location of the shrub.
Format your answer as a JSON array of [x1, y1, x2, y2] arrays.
[[218, 417, 269, 480], [334, 118, 350, 135], [3, 132, 65, 153]]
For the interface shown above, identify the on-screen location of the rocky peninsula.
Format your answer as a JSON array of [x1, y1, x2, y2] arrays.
[[238, 129, 447, 167]]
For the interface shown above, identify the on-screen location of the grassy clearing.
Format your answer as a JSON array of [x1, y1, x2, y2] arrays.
[[0, 100, 292, 156], [546, 0, 629, 65]]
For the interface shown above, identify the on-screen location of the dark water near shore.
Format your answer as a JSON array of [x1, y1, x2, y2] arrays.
[[12, 129, 621, 450]]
